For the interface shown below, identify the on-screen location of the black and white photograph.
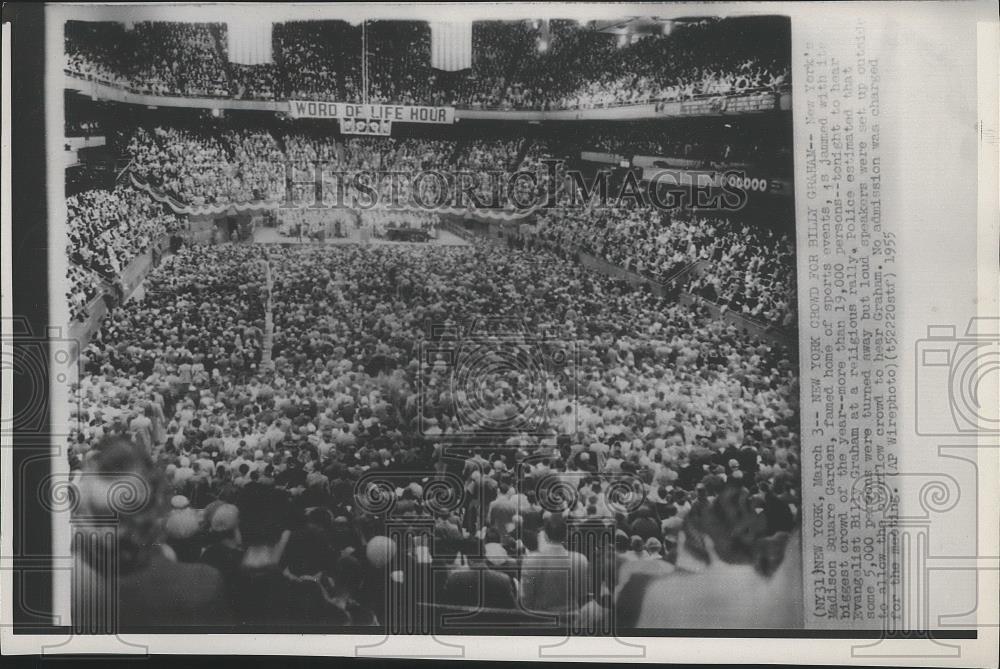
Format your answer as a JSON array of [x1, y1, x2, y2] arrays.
[[56, 5, 801, 634], [5, 2, 1000, 663]]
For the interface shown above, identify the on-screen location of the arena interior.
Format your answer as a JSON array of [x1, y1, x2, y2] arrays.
[[63, 11, 802, 631]]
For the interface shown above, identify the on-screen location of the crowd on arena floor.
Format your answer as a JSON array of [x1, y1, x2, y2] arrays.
[[66, 18, 789, 109], [72, 240, 800, 627]]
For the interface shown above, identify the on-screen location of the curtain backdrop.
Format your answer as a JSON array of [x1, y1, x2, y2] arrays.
[[227, 18, 273, 65], [430, 21, 472, 71]]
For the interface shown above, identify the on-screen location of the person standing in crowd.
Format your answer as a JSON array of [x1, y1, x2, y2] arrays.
[[128, 403, 155, 453], [229, 476, 366, 627], [73, 436, 233, 627], [617, 486, 802, 628], [443, 537, 518, 610], [199, 503, 244, 585], [325, 555, 378, 626], [519, 513, 589, 613]]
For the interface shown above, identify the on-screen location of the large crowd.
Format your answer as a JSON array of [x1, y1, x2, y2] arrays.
[[119, 122, 792, 209], [63, 10, 801, 631], [273, 21, 361, 102], [65, 21, 134, 90], [70, 125, 796, 330], [66, 263, 106, 323], [66, 186, 185, 320], [685, 224, 796, 328], [122, 125, 536, 209], [66, 18, 790, 110], [66, 21, 230, 97], [125, 126, 287, 206], [531, 207, 796, 328], [72, 238, 800, 628]]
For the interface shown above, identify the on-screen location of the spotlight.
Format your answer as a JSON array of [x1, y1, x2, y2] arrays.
[[537, 38, 549, 53]]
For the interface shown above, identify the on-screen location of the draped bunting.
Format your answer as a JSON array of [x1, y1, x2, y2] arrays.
[[430, 22, 473, 71], [227, 18, 273, 65], [129, 172, 540, 220]]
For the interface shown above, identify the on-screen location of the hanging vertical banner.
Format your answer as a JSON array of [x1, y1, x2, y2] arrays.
[[227, 17, 273, 65], [430, 21, 472, 71]]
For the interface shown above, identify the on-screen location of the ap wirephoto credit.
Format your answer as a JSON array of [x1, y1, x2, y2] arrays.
[[2, 2, 998, 665]]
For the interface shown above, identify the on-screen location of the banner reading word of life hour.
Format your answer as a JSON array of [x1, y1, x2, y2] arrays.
[[289, 100, 455, 124]]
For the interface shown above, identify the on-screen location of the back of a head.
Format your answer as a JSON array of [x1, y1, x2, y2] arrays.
[[433, 536, 460, 565], [521, 528, 540, 552], [682, 486, 789, 576], [364, 534, 397, 570], [334, 554, 364, 593], [461, 536, 481, 564], [284, 526, 333, 576], [306, 507, 335, 533], [238, 485, 291, 547], [543, 512, 567, 545]]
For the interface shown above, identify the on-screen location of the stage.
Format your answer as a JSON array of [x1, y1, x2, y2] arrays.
[[252, 224, 471, 247]]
